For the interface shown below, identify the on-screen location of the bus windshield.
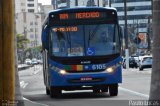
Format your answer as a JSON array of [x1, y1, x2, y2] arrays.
[[50, 24, 120, 57]]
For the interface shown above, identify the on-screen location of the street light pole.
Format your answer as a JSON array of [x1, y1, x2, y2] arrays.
[[147, 16, 151, 52], [109, 0, 111, 7], [34, 14, 39, 59], [75, 0, 78, 6], [124, 0, 129, 70], [97, 0, 99, 7]]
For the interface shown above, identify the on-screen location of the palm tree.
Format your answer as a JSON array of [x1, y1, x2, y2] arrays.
[[149, 0, 160, 101]]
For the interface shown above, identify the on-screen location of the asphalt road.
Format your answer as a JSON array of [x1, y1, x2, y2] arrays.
[[19, 65, 152, 106]]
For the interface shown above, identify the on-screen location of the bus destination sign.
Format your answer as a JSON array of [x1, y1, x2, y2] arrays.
[[59, 12, 108, 20]]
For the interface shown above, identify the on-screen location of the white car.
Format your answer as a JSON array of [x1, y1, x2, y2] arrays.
[[139, 56, 152, 71], [25, 59, 32, 65], [31, 58, 38, 65], [37, 59, 43, 64]]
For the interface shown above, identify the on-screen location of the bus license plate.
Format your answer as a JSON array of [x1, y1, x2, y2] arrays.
[[80, 77, 92, 81]]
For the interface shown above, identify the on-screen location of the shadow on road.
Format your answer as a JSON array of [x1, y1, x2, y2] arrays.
[[24, 91, 114, 101]]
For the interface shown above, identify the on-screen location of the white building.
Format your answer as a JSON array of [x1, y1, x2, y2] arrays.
[[39, 4, 53, 15], [52, 0, 104, 9], [15, 0, 38, 13], [26, 0, 38, 13], [110, 0, 152, 32], [15, 0, 42, 48], [16, 13, 42, 47]]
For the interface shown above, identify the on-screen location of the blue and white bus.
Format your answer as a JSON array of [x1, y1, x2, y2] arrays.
[[42, 7, 122, 98]]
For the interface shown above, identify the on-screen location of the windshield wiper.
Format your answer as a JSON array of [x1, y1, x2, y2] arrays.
[[64, 25, 72, 50], [88, 25, 100, 46]]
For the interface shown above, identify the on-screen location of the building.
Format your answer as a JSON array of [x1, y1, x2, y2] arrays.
[[110, 0, 152, 33], [26, 0, 38, 13], [15, 0, 38, 13], [38, 4, 53, 16], [15, 0, 42, 48], [109, 0, 152, 53], [16, 13, 42, 48], [52, 0, 104, 9]]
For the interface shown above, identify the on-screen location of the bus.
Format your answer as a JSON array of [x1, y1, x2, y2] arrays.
[[42, 7, 122, 98]]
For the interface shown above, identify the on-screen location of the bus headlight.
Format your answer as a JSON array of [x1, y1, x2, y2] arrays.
[[105, 64, 120, 73], [106, 67, 114, 73], [59, 70, 67, 75]]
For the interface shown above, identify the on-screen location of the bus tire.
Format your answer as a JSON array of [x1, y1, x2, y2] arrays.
[[139, 67, 143, 71], [50, 87, 61, 98], [109, 84, 118, 96], [46, 87, 50, 95]]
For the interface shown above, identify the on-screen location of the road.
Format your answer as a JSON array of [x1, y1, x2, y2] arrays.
[[19, 65, 152, 106]]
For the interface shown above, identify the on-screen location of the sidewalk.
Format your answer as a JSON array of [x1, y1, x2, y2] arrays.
[[18, 64, 33, 70]]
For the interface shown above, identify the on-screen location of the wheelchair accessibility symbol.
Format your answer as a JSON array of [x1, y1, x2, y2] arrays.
[[86, 47, 95, 56]]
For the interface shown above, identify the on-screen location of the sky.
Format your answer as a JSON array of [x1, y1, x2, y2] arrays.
[[38, 0, 51, 5]]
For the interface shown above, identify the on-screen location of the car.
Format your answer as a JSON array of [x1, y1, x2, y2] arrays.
[[139, 56, 152, 71], [122, 57, 138, 68], [25, 59, 32, 65], [131, 55, 140, 66], [31, 58, 38, 65], [37, 59, 43, 64]]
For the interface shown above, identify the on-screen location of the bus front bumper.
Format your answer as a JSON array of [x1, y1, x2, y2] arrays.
[[49, 66, 122, 87]]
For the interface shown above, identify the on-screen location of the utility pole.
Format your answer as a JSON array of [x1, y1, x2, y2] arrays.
[[147, 16, 151, 52], [97, 0, 99, 7], [75, 0, 78, 6], [124, 0, 129, 70], [109, 0, 111, 7], [34, 14, 39, 59], [149, 0, 160, 101], [0, 0, 15, 104]]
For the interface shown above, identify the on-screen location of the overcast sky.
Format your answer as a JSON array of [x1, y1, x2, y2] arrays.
[[38, 0, 51, 5]]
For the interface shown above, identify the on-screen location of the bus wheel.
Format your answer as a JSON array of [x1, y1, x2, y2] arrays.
[[109, 84, 118, 96], [50, 87, 61, 98], [46, 87, 50, 95]]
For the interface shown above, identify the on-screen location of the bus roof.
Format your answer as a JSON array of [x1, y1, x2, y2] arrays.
[[48, 7, 117, 15], [42, 7, 117, 29]]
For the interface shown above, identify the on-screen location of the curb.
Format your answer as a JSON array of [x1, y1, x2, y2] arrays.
[[23, 98, 49, 106]]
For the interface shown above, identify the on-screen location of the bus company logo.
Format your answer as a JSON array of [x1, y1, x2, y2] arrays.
[[81, 61, 91, 64]]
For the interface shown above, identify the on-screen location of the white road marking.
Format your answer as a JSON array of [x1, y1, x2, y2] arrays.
[[20, 81, 24, 86], [20, 81, 28, 89], [23, 97, 49, 106], [23, 83, 28, 88], [119, 87, 149, 98], [33, 70, 40, 74], [32, 65, 42, 74]]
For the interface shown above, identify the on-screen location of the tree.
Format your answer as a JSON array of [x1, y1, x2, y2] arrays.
[[149, 0, 160, 102], [17, 34, 29, 50], [16, 34, 29, 63]]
